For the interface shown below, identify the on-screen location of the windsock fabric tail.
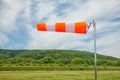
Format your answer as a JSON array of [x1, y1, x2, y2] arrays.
[[37, 22, 88, 34]]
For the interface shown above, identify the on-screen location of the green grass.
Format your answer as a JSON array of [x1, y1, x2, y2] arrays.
[[0, 66, 120, 71], [0, 71, 119, 80]]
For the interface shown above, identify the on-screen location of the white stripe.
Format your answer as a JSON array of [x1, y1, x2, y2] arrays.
[[66, 23, 75, 33], [46, 24, 55, 31]]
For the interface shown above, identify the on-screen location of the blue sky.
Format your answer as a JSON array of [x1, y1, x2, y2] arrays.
[[0, 0, 120, 58]]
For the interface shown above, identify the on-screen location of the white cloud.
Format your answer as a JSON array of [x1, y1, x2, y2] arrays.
[[0, 33, 9, 47], [0, 0, 24, 33], [99, 43, 120, 58], [34, 0, 56, 22], [0, 0, 24, 46]]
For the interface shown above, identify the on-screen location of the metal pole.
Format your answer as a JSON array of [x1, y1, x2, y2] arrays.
[[93, 20, 97, 80]]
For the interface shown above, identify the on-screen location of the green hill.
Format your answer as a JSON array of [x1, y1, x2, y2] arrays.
[[0, 49, 118, 60], [0, 49, 119, 71]]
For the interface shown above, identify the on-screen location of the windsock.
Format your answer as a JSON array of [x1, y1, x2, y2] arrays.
[[36, 22, 87, 34]]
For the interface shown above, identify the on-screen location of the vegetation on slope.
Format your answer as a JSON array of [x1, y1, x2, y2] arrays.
[[0, 49, 119, 70]]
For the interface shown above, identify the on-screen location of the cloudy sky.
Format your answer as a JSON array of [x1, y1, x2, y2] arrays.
[[0, 0, 120, 58]]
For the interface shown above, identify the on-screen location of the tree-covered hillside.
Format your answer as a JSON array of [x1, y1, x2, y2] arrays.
[[0, 49, 119, 67], [0, 49, 118, 59]]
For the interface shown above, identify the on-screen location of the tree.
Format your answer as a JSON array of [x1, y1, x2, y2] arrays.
[[41, 57, 54, 64], [71, 58, 85, 65], [55, 59, 70, 65]]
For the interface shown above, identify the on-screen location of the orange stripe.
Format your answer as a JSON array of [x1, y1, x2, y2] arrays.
[[75, 22, 86, 34], [37, 23, 47, 31], [55, 23, 66, 32]]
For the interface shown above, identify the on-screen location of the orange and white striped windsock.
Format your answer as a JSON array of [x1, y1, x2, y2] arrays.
[[36, 22, 87, 34]]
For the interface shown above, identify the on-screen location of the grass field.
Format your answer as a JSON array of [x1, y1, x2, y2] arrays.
[[0, 71, 119, 80]]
